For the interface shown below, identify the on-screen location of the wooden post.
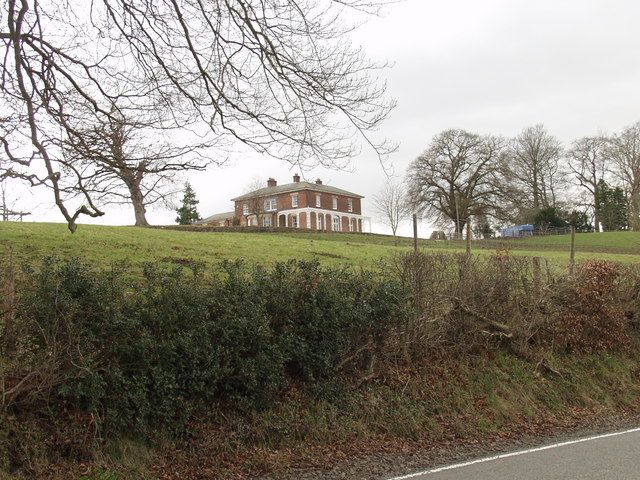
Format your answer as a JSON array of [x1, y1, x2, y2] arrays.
[[412, 213, 418, 253], [466, 221, 471, 255], [569, 225, 576, 274]]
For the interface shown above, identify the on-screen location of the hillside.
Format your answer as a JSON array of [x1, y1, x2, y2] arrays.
[[4, 222, 640, 480], [1, 222, 640, 269]]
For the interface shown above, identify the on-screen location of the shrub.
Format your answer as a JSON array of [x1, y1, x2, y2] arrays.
[[552, 261, 630, 354], [2, 257, 408, 449], [2, 253, 639, 475]]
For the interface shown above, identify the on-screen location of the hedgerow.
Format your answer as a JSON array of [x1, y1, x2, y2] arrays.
[[1, 253, 639, 475]]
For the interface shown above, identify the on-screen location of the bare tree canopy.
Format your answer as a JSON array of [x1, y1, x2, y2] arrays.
[[1, 0, 396, 231], [406, 129, 504, 236], [372, 180, 409, 241], [567, 135, 608, 231], [607, 121, 640, 230], [63, 108, 211, 226], [502, 124, 565, 214]]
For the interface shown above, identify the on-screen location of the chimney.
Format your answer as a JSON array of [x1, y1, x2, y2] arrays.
[[267, 177, 277, 187], [315, 178, 323, 185], [293, 173, 300, 183]]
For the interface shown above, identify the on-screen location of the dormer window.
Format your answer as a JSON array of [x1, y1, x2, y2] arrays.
[[347, 198, 353, 213], [291, 193, 299, 207], [332, 196, 338, 210]]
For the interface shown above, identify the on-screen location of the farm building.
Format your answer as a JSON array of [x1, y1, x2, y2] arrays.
[[197, 211, 235, 227], [499, 224, 535, 237]]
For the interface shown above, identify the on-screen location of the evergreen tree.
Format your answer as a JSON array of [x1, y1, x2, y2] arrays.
[[568, 210, 593, 232], [595, 180, 629, 231], [175, 182, 201, 225], [533, 207, 568, 229]]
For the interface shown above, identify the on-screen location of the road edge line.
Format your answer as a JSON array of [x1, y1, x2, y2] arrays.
[[387, 426, 640, 479]]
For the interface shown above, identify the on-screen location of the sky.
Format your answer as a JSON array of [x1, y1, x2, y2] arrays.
[[10, 0, 640, 237]]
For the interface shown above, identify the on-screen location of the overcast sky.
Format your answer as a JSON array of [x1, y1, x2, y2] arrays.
[[14, 0, 640, 236]]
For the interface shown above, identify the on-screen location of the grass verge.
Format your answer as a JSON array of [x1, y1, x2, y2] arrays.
[[38, 351, 640, 479]]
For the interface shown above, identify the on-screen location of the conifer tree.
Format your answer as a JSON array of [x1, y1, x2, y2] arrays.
[[595, 180, 629, 231], [175, 183, 201, 225]]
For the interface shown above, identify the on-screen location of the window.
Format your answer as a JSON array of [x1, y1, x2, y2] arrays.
[[316, 194, 321, 208], [332, 196, 338, 210], [291, 215, 299, 228], [264, 198, 277, 211], [242, 204, 249, 215], [349, 218, 355, 232], [347, 198, 353, 213], [333, 215, 340, 231], [291, 193, 299, 208], [317, 214, 323, 230], [263, 216, 272, 227]]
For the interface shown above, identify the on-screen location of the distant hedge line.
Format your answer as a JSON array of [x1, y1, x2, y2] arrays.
[[2, 253, 640, 471]]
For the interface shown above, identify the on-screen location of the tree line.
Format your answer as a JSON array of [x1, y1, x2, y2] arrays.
[[375, 122, 640, 238]]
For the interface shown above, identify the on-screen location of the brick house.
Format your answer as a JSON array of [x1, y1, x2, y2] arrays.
[[229, 175, 368, 232]]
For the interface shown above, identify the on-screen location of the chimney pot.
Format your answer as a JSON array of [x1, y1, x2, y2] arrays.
[[267, 177, 277, 187], [315, 178, 323, 185], [293, 173, 300, 183]]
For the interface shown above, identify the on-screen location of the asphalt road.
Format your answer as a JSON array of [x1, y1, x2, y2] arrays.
[[387, 428, 640, 480]]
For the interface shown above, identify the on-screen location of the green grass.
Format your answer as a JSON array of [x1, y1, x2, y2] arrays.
[[1, 222, 640, 271]]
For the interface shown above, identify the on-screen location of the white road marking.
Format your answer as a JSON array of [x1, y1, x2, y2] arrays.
[[387, 427, 640, 479]]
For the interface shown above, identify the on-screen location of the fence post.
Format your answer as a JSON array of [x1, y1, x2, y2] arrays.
[[569, 225, 576, 274], [412, 213, 418, 253]]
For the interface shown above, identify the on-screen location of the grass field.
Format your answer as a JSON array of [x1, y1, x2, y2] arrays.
[[1, 222, 640, 271]]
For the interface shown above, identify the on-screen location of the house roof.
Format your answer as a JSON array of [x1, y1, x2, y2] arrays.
[[231, 181, 364, 202], [196, 211, 235, 224]]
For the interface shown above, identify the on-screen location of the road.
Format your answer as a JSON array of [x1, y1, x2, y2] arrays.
[[387, 428, 640, 480]]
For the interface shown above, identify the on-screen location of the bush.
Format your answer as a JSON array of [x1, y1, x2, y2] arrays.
[[2, 253, 639, 475], [552, 261, 630, 354], [2, 258, 409, 453]]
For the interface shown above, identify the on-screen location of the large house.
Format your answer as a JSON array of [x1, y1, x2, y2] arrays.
[[200, 175, 369, 232]]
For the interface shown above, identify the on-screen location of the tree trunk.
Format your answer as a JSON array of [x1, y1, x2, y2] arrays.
[[533, 170, 540, 210], [127, 182, 149, 226], [454, 219, 466, 239], [593, 191, 600, 232]]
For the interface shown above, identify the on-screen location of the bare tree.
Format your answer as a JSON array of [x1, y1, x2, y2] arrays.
[[1, 0, 396, 232], [63, 109, 212, 226], [242, 177, 269, 227], [567, 136, 609, 232], [407, 129, 505, 237], [607, 121, 640, 230], [502, 125, 564, 216], [372, 180, 410, 244]]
